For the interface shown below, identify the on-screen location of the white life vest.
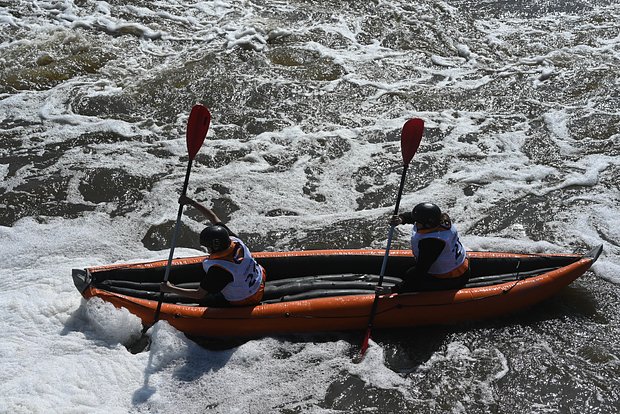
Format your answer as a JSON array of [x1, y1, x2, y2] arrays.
[[202, 237, 264, 302], [410, 224, 468, 278]]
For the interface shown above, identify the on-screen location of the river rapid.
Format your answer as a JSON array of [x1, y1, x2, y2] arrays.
[[1, 0, 619, 413]]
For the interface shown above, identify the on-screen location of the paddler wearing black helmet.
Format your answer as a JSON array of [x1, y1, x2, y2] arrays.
[[388, 202, 470, 292], [160, 195, 266, 307]]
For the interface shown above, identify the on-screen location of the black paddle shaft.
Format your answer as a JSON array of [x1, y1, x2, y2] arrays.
[[365, 163, 409, 327], [153, 159, 193, 323]]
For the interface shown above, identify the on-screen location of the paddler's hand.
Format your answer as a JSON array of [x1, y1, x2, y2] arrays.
[[375, 286, 389, 295], [389, 215, 403, 226], [160, 281, 174, 293]]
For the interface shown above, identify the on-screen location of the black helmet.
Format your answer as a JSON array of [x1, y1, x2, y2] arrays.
[[200, 225, 231, 252], [411, 203, 441, 227]]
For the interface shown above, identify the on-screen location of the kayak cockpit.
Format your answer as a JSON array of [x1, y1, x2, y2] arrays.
[[72, 248, 599, 306]]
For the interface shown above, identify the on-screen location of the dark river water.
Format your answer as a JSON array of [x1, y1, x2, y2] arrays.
[[1, 0, 619, 412]]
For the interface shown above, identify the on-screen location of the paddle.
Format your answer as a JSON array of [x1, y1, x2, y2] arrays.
[[151, 104, 211, 325], [359, 118, 424, 359]]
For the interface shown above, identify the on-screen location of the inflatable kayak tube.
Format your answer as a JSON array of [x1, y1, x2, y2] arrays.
[[72, 245, 602, 338]]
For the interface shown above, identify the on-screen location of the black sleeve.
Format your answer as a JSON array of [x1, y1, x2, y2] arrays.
[[217, 223, 238, 239], [200, 266, 234, 293], [400, 212, 414, 225], [410, 237, 445, 275]]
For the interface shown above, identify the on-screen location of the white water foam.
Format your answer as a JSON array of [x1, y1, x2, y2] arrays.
[[2, 0, 619, 412]]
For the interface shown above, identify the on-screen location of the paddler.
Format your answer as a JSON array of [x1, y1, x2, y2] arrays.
[[159, 196, 266, 307], [389, 202, 470, 292]]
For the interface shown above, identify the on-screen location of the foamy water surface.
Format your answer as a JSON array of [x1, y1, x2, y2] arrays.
[[1, 0, 619, 412]]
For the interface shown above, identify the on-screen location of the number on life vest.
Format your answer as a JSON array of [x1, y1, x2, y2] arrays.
[[232, 244, 245, 264], [245, 262, 260, 288]]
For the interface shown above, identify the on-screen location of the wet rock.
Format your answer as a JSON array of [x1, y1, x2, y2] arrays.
[[79, 168, 155, 217], [0, 176, 95, 226], [142, 220, 200, 251]]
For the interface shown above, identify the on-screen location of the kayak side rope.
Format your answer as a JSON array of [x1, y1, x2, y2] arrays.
[[501, 259, 523, 294]]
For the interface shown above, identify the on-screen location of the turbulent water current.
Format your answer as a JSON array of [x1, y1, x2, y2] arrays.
[[1, 0, 620, 413]]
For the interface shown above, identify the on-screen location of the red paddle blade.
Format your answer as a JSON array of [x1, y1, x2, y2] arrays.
[[186, 104, 211, 160], [360, 329, 371, 357], [401, 118, 424, 165]]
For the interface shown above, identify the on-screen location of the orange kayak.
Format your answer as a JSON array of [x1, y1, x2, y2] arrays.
[[72, 245, 602, 338]]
